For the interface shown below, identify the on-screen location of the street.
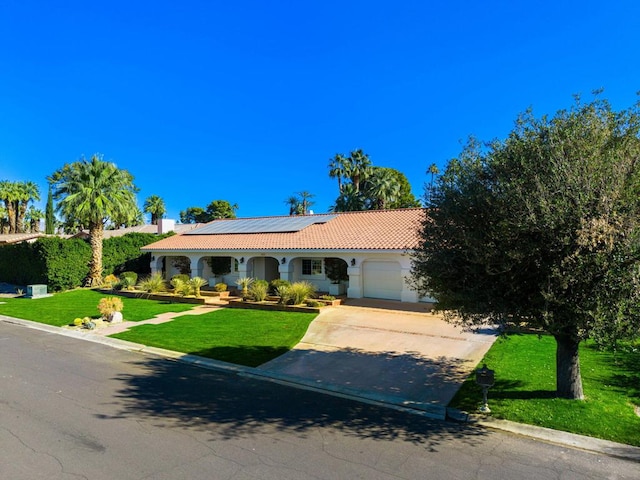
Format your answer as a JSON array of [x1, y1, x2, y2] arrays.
[[1, 320, 637, 479]]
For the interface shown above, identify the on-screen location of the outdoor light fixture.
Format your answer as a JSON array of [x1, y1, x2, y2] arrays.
[[151, 256, 155, 261], [239, 257, 244, 264], [351, 258, 356, 266], [281, 257, 286, 264]]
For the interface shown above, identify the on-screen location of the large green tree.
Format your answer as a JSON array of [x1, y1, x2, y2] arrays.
[[45, 185, 55, 234], [180, 200, 238, 223], [49, 154, 139, 286], [410, 96, 640, 400]]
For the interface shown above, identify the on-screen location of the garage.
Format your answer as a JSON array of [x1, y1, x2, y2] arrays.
[[362, 260, 403, 300]]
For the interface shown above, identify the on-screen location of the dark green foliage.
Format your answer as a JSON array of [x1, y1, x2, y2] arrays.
[[207, 256, 232, 275], [411, 95, 640, 399], [324, 257, 348, 283], [102, 233, 164, 276], [45, 186, 55, 234], [0, 232, 171, 292], [171, 274, 190, 283]]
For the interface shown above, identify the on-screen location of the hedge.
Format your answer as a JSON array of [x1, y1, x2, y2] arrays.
[[0, 232, 170, 292]]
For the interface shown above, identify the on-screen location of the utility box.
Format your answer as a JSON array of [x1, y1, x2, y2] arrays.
[[26, 284, 50, 299]]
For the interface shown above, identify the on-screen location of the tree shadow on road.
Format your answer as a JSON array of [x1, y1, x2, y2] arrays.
[[101, 351, 489, 452]]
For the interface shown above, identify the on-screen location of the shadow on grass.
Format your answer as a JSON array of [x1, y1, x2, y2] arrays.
[[586, 343, 640, 404], [101, 352, 489, 451], [191, 345, 290, 368]]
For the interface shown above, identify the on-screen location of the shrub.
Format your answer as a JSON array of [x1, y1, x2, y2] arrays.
[[73, 317, 84, 326], [235, 277, 254, 298], [288, 281, 317, 305], [189, 276, 207, 297], [171, 274, 190, 283], [214, 282, 227, 292], [269, 278, 290, 294], [138, 272, 167, 293], [319, 294, 336, 300], [249, 281, 269, 301], [103, 274, 119, 289], [171, 278, 193, 296], [97, 297, 124, 318], [119, 271, 138, 289], [275, 284, 292, 304], [305, 299, 321, 307]]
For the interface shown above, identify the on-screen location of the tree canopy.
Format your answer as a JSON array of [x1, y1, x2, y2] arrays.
[[328, 150, 420, 211], [410, 95, 640, 399], [180, 199, 238, 223]]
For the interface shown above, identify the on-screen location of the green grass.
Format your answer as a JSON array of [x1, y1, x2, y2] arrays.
[[110, 308, 317, 367], [450, 333, 640, 446], [0, 289, 195, 326]]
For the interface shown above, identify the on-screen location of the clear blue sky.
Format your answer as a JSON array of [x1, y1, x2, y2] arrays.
[[1, 0, 639, 221]]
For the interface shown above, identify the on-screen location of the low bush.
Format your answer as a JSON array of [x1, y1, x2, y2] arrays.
[[97, 297, 124, 318], [269, 279, 290, 294], [138, 273, 167, 293], [214, 282, 227, 292], [189, 276, 207, 297], [103, 274, 119, 289], [249, 281, 269, 301], [288, 281, 316, 305], [119, 271, 138, 289]]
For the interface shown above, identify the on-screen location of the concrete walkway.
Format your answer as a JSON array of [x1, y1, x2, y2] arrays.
[[257, 299, 498, 416]]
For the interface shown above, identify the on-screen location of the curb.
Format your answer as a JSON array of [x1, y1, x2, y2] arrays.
[[2, 314, 639, 462]]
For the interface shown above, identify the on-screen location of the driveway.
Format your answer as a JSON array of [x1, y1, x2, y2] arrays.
[[258, 299, 498, 414]]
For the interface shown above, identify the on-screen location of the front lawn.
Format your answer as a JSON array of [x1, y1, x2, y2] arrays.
[[450, 333, 640, 446], [0, 289, 196, 326], [110, 308, 317, 367]]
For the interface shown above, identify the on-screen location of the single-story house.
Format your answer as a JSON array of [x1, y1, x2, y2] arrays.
[[141, 208, 430, 303]]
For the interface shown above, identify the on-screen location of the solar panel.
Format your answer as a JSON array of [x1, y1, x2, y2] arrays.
[[184, 215, 337, 235]]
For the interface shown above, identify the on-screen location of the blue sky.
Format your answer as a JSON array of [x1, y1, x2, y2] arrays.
[[1, 1, 639, 221]]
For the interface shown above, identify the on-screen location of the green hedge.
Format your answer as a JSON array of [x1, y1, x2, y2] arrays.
[[0, 232, 169, 292]]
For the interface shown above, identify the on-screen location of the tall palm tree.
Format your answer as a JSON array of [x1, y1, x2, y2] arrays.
[[0, 204, 8, 233], [330, 184, 366, 212], [328, 153, 348, 193], [284, 195, 302, 215], [297, 191, 315, 215], [348, 149, 372, 192], [0, 180, 19, 233], [15, 181, 40, 233], [50, 154, 139, 286], [143, 194, 166, 225], [427, 163, 440, 206]]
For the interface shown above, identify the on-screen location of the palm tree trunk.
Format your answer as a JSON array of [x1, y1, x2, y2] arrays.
[[554, 333, 584, 399], [86, 222, 104, 287], [5, 200, 17, 234]]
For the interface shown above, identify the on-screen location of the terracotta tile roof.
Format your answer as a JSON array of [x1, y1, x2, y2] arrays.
[[141, 208, 425, 252]]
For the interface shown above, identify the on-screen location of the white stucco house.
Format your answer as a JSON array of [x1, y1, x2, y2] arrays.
[[141, 208, 429, 303]]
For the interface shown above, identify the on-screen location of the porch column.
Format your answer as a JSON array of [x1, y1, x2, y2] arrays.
[[187, 255, 203, 278], [346, 264, 363, 298]]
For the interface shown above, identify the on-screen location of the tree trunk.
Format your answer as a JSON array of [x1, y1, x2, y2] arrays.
[[554, 333, 584, 399], [86, 223, 104, 287], [5, 200, 16, 234]]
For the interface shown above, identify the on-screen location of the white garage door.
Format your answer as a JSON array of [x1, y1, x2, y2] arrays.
[[363, 261, 402, 300]]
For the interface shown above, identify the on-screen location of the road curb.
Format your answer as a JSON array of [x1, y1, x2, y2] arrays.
[[2, 314, 639, 462]]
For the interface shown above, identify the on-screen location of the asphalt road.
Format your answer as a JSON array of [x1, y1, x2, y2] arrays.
[[1, 321, 637, 479]]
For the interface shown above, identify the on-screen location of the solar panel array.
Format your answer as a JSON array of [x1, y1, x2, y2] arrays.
[[184, 215, 337, 235]]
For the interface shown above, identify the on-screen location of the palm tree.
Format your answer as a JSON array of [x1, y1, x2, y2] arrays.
[[328, 153, 348, 193], [427, 163, 440, 206], [284, 195, 302, 215], [50, 154, 139, 286], [348, 149, 372, 192], [15, 181, 40, 233], [330, 184, 366, 212], [26, 206, 44, 232], [365, 168, 400, 209], [143, 195, 166, 225], [297, 191, 315, 215], [0, 205, 8, 233], [0, 180, 19, 233]]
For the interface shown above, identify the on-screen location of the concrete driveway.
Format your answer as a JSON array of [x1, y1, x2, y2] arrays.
[[258, 299, 498, 415]]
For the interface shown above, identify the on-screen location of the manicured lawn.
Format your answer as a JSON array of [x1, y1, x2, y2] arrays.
[[450, 333, 640, 446], [0, 289, 195, 326], [110, 308, 317, 367]]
